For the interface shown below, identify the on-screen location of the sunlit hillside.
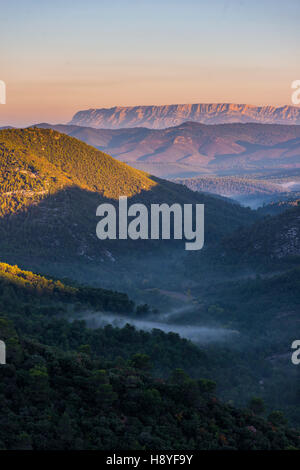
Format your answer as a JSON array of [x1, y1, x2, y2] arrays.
[[0, 128, 256, 279]]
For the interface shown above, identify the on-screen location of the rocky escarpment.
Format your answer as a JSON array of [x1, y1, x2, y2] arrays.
[[69, 103, 300, 129]]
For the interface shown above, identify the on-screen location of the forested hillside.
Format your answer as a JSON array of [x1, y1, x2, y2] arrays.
[[0, 128, 256, 284], [176, 176, 284, 198], [258, 197, 300, 216], [223, 206, 300, 265], [0, 128, 299, 449], [0, 261, 299, 450]]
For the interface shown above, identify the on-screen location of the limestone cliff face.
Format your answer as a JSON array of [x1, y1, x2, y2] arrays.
[[70, 103, 300, 129]]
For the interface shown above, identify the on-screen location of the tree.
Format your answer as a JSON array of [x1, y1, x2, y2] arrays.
[[248, 397, 265, 415], [131, 353, 152, 371], [268, 411, 287, 427]]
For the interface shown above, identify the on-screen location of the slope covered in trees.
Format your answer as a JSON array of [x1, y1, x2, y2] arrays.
[[0, 262, 298, 450], [175, 175, 300, 210], [222, 206, 300, 265], [0, 128, 299, 448], [176, 176, 284, 198], [257, 197, 300, 216], [0, 128, 256, 285], [1, 332, 299, 450]]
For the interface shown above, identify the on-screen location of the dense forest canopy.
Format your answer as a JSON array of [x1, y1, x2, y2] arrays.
[[0, 262, 299, 450]]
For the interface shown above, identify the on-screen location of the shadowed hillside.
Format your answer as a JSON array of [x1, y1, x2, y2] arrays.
[[223, 206, 300, 265], [0, 128, 256, 285]]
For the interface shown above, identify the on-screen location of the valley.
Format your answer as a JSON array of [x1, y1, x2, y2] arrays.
[[0, 127, 299, 449], [2, 0, 300, 453], [175, 172, 300, 209]]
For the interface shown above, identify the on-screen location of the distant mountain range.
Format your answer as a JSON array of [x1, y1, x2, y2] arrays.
[[69, 103, 300, 129], [36, 121, 300, 177]]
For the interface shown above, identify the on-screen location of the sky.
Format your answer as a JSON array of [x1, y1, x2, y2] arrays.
[[0, 0, 300, 126]]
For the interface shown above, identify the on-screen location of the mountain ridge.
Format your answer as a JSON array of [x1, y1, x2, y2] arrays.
[[36, 121, 300, 177], [70, 103, 300, 129]]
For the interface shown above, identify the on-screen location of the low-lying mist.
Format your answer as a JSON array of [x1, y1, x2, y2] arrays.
[[279, 180, 300, 191], [75, 309, 239, 344]]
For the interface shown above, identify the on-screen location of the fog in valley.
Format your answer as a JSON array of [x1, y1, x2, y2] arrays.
[[73, 308, 239, 345]]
